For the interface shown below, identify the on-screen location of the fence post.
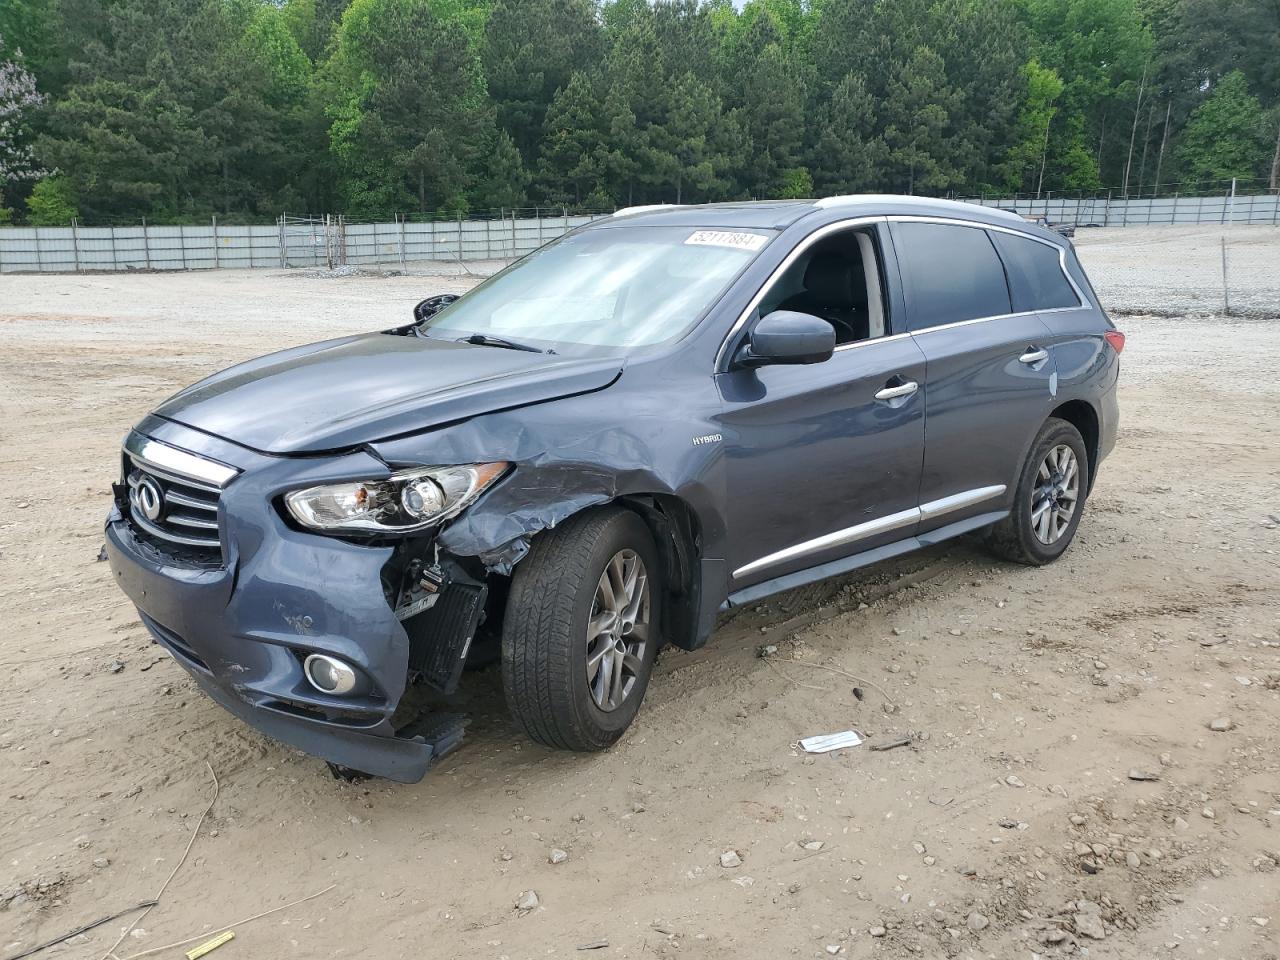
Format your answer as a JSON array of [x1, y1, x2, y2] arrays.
[[34, 226, 43, 272], [142, 217, 152, 270], [71, 217, 81, 273], [536, 206, 544, 247], [179, 224, 187, 271], [212, 216, 220, 269], [563, 205, 569, 238], [109, 224, 119, 271], [278, 214, 287, 268], [485, 215, 492, 260], [1104, 190, 1112, 227], [399, 214, 407, 268], [457, 212, 463, 264]]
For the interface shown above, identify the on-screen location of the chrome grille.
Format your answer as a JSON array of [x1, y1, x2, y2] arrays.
[[121, 434, 237, 564]]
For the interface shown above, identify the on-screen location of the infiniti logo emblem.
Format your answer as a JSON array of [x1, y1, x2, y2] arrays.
[[136, 476, 164, 522]]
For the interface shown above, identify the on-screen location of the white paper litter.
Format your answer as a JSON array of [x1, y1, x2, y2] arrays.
[[799, 730, 864, 754]]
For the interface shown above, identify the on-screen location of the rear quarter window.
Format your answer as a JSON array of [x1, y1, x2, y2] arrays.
[[989, 231, 1081, 312], [893, 221, 1011, 330]]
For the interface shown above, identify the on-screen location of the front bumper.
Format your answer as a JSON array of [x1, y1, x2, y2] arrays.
[[105, 418, 450, 783]]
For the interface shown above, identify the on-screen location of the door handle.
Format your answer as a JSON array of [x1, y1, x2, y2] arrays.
[[874, 380, 919, 401], [1019, 347, 1049, 365]]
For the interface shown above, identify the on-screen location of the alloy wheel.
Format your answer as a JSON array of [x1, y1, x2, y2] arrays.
[[1031, 443, 1080, 545], [586, 549, 650, 711]]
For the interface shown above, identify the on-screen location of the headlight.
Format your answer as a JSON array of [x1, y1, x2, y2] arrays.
[[284, 462, 508, 534]]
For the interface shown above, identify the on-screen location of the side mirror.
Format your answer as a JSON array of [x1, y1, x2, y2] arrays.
[[413, 294, 459, 322], [734, 310, 835, 369]]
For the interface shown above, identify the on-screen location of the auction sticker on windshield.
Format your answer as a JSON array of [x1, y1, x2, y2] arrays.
[[684, 230, 769, 251]]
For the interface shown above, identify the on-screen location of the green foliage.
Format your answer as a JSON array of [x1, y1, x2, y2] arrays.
[[484, 0, 601, 162], [25, 173, 76, 223], [997, 59, 1065, 192], [1175, 71, 1270, 185], [5, 0, 1275, 222]]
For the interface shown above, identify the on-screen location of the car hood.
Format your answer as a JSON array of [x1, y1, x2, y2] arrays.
[[154, 333, 624, 454]]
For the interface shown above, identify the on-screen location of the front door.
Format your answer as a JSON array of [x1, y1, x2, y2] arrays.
[[716, 333, 927, 589]]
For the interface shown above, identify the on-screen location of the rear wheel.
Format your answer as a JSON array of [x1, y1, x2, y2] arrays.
[[502, 508, 661, 751], [986, 418, 1088, 565]]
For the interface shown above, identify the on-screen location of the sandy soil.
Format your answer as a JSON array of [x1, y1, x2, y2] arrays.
[[2, 227, 1279, 960]]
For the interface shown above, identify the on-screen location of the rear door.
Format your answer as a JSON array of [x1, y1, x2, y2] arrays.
[[889, 219, 1058, 531]]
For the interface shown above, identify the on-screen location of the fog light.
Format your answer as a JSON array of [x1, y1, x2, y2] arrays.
[[303, 654, 358, 695]]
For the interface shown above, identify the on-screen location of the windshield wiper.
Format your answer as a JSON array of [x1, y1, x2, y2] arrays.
[[459, 333, 552, 354]]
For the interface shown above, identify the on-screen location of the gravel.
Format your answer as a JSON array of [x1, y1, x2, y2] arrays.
[[1075, 226, 1280, 319]]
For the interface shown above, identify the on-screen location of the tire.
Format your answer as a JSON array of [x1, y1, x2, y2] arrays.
[[986, 418, 1089, 566], [502, 507, 661, 752]]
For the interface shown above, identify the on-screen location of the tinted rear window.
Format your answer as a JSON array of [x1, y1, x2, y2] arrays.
[[990, 232, 1081, 312], [894, 222, 1011, 330]]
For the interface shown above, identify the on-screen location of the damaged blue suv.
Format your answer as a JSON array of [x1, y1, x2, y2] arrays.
[[106, 196, 1122, 782]]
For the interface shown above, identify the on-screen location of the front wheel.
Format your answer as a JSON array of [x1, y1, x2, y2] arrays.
[[502, 508, 661, 751], [986, 418, 1089, 565]]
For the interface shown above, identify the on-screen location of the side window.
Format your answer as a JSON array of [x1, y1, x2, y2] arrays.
[[989, 231, 1081, 312], [893, 222, 1011, 330], [760, 228, 887, 346]]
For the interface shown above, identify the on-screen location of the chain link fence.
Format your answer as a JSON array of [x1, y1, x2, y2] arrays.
[[1, 195, 1276, 274]]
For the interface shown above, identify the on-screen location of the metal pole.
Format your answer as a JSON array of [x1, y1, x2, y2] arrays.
[[109, 224, 118, 271], [1221, 236, 1230, 315], [537, 206, 543, 247], [142, 217, 151, 270], [279, 214, 287, 268], [212, 216, 220, 268], [179, 223, 187, 271], [563, 205, 569, 238], [485, 214, 492, 260], [34, 225, 43, 272], [457, 212, 463, 265], [399, 213, 406, 268], [71, 217, 81, 273]]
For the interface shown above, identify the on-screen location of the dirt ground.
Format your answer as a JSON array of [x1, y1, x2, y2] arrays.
[[2, 226, 1279, 960]]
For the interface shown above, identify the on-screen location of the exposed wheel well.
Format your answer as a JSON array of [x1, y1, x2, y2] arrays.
[[1049, 400, 1099, 493], [616, 494, 702, 651]]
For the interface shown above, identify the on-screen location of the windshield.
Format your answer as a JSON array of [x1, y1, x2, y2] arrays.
[[419, 225, 772, 350]]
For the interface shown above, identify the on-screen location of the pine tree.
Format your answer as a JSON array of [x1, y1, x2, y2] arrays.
[[809, 73, 885, 195], [476, 128, 529, 209], [882, 46, 959, 193], [327, 0, 492, 217], [538, 70, 605, 205], [484, 0, 602, 163]]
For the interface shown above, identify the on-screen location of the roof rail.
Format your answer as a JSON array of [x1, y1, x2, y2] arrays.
[[612, 204, 680, 218]]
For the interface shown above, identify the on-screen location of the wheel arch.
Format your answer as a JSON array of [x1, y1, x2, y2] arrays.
[[1048, 399, 1100, 493], [615, 493, 706, 652]]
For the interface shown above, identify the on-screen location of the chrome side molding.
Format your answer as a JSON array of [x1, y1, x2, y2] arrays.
[[733, 484, 1007, 580]]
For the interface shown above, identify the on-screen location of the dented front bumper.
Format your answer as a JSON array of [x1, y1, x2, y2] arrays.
[[104, 418, 472, 783]]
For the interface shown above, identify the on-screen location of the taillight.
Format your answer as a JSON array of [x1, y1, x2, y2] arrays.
[[1104, 330, 1125, 354]]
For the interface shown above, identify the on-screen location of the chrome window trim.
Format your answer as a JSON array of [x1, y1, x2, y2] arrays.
[[714, 215, 885, 371], [885, 214, 1089, 312], [732, 484, 1006, 580], [715, 213, 1091, 371], [124, 433, 239, 489]]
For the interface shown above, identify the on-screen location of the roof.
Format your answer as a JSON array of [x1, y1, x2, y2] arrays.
[[594, 195, 1029, 231]]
